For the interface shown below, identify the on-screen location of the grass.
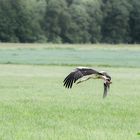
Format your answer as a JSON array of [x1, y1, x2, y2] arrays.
[[0, 43, 140, 140], [0, 44, 140, 67]]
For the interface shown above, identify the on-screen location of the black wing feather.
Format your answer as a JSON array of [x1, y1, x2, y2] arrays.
[[63, 68, 99, 88]]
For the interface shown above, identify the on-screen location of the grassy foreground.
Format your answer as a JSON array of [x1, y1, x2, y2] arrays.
[[0, 44, 140, 140]]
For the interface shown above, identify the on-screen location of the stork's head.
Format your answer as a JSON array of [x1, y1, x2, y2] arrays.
[[99, 71, 112, 84]]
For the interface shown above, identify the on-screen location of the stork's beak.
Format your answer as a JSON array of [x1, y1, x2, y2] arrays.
[[106, 79, 112, 84], [101, 76, 112, 84]]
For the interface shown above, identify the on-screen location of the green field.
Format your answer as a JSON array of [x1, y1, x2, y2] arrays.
[[0, 44, 140, 140]]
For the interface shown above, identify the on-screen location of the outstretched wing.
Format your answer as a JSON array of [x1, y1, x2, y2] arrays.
[[63, 67, 99, 88], [103, 82, 110, 98]]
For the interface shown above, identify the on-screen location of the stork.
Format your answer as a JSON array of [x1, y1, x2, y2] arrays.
[[63, 67, 112, 98]]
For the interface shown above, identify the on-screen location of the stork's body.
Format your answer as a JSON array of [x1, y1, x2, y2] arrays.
[[63, 67, 112, 98]]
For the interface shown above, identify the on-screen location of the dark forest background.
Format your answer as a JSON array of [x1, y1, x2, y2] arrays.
[[0, 0, 140, 44]]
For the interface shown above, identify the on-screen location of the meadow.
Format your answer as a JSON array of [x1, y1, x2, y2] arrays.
[[0, 44, 140, 140]]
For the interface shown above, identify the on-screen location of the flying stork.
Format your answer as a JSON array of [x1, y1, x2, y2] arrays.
[[63, 67, 112, 98]]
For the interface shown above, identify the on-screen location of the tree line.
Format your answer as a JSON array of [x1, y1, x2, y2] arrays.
[[0, 0, 140, 43]]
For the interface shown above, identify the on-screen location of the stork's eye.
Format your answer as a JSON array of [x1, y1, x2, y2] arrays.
[[106, 79, 110, 81]]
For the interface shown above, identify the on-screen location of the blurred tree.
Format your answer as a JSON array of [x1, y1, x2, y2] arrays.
[[101, 0, 132, 43], [0, 0, 140, 44], [0, 0, 46, 43], [14, 0, 45, 42], [129, 0, 140, 43], [64, 3, 90, 43], [44, 0, 68, 43], [0, 0, 18, 42], [85, 0, 103, 43], [24, 0, 47, 42], [58, 10, 73, 43], [65, 0, 74, 7]]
